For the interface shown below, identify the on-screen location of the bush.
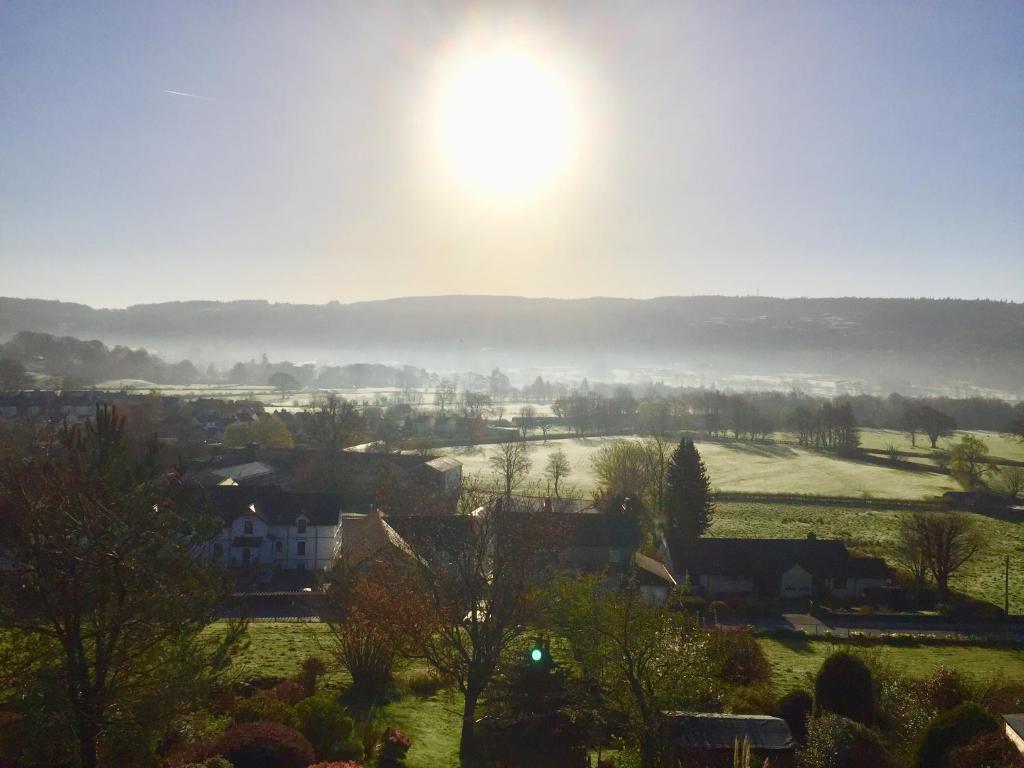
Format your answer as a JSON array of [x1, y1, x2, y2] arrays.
[[298, 656, 328, 697], [924, 666, 967, 711], [814, 652, 874, 725], [403, 668, 444, 698], [230, 692, 297, 728], [307, 763, 363, 768], [948, 731, 1024, 768], [913, 702, 999, 768], [203, 759, 233, 768], [379, 727, 411, 768], [295, 694, 363, 762], [271, 680, 306, 706], [710, 627, 772, 685], [798, 712, 895, 768], [213, 722, 316, 768], [778, 689, 813, 744]]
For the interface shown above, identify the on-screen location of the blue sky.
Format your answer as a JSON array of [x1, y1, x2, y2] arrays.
[[1, 1, 1021, 307]]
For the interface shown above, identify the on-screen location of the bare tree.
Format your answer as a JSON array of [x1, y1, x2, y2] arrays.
[[545, 448, 572, 498], [895, 513, 931, 601], [434, 380, 457, 412], [993, 465, 1024, 503], [305, 393, 366, 491], [901, 511, 983, 597], [518, 404, 537, 438], [406, 498, 560, 760], [489, 438, 533, 498]]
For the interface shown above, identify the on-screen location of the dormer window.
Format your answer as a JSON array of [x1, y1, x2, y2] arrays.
[[244, 519, 254, 534], [297, 517, 307, 534]]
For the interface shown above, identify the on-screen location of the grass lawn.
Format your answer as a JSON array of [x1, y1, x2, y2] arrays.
[[855, 428, 1024, 464], [448, 436, 958, 500], [760, 634, 1024, 693], [712, 501, 1024, 609]]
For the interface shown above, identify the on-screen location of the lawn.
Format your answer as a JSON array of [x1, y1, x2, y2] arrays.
[[711, 501, 1024, 609], [760, 634, 1024, 693], [448, 436, 958, 500], [855, 428, 1024, 464], [204, 621, 462, 768]]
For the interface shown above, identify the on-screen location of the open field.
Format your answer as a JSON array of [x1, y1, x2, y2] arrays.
[[855, 428, 1024, 464], [712, 501, 1024, 609], [448, 436, 959, 500], [761, 634, 1024, 692]]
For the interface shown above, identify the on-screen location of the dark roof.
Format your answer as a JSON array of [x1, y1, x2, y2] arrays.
[[849, 556, 890, 579], [666, 535, 851, 580], [1004, 714, 1024, 740], [204, 485, 342, 526], [386, 513, 476, 548], [664, 713, 795, 752], [633, 552, 676, 587], [560, 511, 641, 550]]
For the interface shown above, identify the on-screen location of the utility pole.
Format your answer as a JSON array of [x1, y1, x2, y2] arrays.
[[1006, 555, 1010, 618]]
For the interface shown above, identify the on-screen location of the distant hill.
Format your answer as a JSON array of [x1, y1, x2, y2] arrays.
[[1, 296, 1021, 395]]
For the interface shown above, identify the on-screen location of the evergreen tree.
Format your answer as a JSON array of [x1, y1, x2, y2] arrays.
[[664, 438, 714, 536]]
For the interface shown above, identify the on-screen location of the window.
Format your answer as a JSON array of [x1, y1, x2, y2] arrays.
[[297, 518, 307, 534], [275, 541, 283, 553], [212, 543, 223, 561], [243, 519, 253, 534], [296, 541, 306, 556]]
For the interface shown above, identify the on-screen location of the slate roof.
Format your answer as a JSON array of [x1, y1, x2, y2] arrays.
[[849, 556, 890, 579], [343, 511, 418, 569], [423, 456, 462, 473], [1004, 714, 1024, 742], [204, 485, 342, 526], [664, 713, 795, 752], [665, 535, 852, 580], [634, 552, 677, 587]]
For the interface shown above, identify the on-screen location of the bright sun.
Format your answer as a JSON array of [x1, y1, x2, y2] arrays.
[[436, 45, 577, 195]]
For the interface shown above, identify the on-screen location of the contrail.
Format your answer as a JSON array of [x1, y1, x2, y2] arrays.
[[162, 89, 214, 101]]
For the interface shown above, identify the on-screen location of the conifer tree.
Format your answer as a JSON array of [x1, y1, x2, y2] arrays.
[[664, 438, 714, 536]]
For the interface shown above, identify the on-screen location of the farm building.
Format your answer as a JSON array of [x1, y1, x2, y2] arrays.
[[664, 533, 889, 599]]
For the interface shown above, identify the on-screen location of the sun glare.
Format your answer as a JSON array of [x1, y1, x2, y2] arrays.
[[435, 44, 578, 196]]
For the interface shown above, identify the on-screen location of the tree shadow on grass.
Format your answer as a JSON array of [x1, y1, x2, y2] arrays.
[[770, 632, 817, 655], [717, 441, 799, 459]]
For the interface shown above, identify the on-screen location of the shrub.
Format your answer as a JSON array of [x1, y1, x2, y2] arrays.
[[814, 652, 874, 725], [913, 702, 999, 768], [298, 656, 328, 697], [710, 627, 771, 685], [213, 722, 315, 768], [307, 763, 363, 768], [271, 680, 306, 706], [777, 689, 813, 744], [923, 666, 967, 711], [948, 731, 1024, 768], [404, 668, 444, 698], [379, 727, 411, 767], [295, 694, 363, 762], [798, 712, 895, 768], [230, 692, 297, 728], [204, 759, 234, 768]]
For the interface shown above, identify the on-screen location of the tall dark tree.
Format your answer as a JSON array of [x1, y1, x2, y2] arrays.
[[0, 405, 243, 768], [664, 438, 714, 537], [0, 357, 31, 392]]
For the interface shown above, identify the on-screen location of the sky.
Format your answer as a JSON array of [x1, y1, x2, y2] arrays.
[[1, 1, 1022, 308]]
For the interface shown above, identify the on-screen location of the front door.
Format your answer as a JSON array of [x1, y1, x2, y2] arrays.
[[242, 547, 251, 566]]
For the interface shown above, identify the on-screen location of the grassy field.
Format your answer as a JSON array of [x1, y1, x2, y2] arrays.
[[448, 436, 959, 500], [761, 634, 1024, 692], [712, 501, 1024, 609], [855, 428, 1024, 464]]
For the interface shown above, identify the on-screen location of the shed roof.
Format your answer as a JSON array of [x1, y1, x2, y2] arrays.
[[664, 713, 795, 751]]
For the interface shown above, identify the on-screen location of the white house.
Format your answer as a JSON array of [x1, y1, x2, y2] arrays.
[[206, 486, 343, 573]]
